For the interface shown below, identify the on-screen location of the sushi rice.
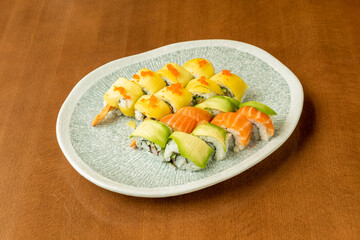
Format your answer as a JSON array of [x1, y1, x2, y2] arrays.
[[248, 116, 274, 141], [133, 136, 165, 160], [134, 110, 145, 121]]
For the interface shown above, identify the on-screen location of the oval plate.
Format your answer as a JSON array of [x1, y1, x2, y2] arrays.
[[56, 40, 303, 198]]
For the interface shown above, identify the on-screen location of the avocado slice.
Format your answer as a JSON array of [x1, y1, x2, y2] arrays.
[[130, 119, 171, 148], [169, 132, 213, 168], [195, 96, 237, 113], [192, 123, 227, 151], [239, 101, 277, 115], [221, 96, 240, 108]]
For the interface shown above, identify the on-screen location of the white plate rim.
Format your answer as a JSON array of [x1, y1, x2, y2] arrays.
[[56, 39, 303, 198]]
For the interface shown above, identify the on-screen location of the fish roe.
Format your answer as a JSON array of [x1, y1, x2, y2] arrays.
[[198, 76, 209, 85], [167, 64, 180, 77], [141, 70, 154, 77], [221, 70, 232, 76], [167, 83, 183, 95], [114, 86, 131, 99]]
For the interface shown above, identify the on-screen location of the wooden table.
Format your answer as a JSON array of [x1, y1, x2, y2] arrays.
[[1, 0, 359, 239]]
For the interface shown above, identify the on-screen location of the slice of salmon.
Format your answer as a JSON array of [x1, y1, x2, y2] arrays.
[[160, 114, 197, 134], [238, 106, 274, 140], [211, 112, 253, 149], [176, 106, 212, 122]]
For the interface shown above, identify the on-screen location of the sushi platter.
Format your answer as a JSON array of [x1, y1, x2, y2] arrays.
[[57, 40, 303, 197]]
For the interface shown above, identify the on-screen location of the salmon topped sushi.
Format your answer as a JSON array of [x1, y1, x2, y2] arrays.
[[160, 114, 198, 134], [237, 102, 276, 141], [175, 106, 213, 122], [211, 112, 253, 152]]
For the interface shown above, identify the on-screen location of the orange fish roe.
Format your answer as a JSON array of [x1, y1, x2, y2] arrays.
[[133, 74, 140, 79], [114, 86, 131, 99], [141, 70, 154, 77], [198, 76, 209, 85], [167, 64, 180, 77], [167, 83, 183, 95], [198, 59, 208, 68], [149, 95, 158, 108], [221, 70, 232, 76]]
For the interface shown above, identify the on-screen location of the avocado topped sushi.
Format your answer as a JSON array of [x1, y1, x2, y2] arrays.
[[192, 123, 233, 161], [195, 96, 238, 116], [164, 132, 214, 171], [130, 119, 171, 157]]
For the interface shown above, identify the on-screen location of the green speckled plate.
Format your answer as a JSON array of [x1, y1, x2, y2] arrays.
[[56, 40, 303, 198]]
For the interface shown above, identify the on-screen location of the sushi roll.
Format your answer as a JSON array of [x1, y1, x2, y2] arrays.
[[164, 131, 214, 171], [238, 101, 277, 141], [92, 77, 143, 126], [192, 123, 233, 160], [210, 70, 248, 101], [130, 119, 171, 158], [134, 95, 172, 121], [154, 83, 193, 112], [186, 76, 224, 105], [156, 63, 193, 87], [211, 112, 253, 152], [195, 96, 238, 116], [160, 114, 198, 134], [131, 68, 166, 95], [182, 58, 215, 79], [175, 106, 213, 122]]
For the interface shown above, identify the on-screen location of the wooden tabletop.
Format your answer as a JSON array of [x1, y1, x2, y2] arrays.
[[1, 0, 359, 239]]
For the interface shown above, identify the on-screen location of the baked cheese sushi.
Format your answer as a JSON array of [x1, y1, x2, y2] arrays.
[[156, 63, 193, 87], [92, 77, 143, 126], [134, 95, 172, 121], [155, 83, 192, 112], [131, 68, 166, 95], [186, 76, 224, 105], [210, 70, 248, 102], [182, 58, 215, 79]]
